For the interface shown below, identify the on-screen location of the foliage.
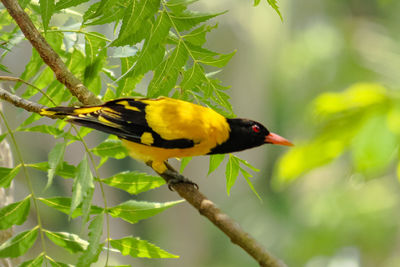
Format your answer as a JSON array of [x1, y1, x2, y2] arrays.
[[0, 0, 281, 266]]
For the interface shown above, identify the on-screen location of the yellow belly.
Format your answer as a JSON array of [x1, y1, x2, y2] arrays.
[[122, 139, 215, 173]]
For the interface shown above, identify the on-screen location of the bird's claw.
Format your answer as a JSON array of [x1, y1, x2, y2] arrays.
[[162, 169, 199, 191]]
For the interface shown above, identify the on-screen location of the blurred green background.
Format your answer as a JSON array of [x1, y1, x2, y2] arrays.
[[2, 0, 400, 266]]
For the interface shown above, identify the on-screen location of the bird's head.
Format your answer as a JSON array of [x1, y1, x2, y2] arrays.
[[208, 118, 293, 155]]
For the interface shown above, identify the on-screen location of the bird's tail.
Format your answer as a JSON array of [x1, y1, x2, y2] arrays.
[[40, 106, 103, 117]]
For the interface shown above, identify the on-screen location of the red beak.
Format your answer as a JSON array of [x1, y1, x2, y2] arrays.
[[265, 132, 293, 146]]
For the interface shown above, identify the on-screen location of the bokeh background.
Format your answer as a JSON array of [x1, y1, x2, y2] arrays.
[[2, 0, 400, 266]]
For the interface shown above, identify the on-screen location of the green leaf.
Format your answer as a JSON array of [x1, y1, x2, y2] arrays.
[[83, 0, 127, 26], [27, 161, 77, 179], [253, 0, 261, 6], [147, 40, 189, 97], [15, 50, 43, 90], [39, 0, 55, 33], [183, 24, 217, 46], [18, 125, 70, 139], [180, 157, 192, 172], [240, 167, 261, 201], [0, 227, 38, 258], [47, 142, 66, 189], [266, 0, 283, 21], [91, 139, 129, 159], [38, 197, 103, 218], [77, 213, 104, 266], [70, 156, 94, 219], [0, 133, 7, 143], [19, 253, 45, 267], [169, 10, 225, 32], [108, 199, 184, 224], [225, 154, 239, 195], [84, 32, 107, 95], [110, 236, 179, 258], [49, 260, 73, 267], [123, 10, 171, 80], [20, 113, 42, 128], [0, 165, 21, 188], [111, 0, 161, 46], [102, 171, 165, 195], [208, 154, 225, 175], [55, 0, 90, 11], [44, 230, 88, 253], [351, 114, 397, 175], [0, 196, 30, 230]]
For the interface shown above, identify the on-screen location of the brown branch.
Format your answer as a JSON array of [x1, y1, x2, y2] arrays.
[[1, 1, 286, 266], [1, 0, 102, 106]]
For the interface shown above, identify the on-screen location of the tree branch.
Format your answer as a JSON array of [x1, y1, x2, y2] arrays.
[[1, 1, 286, 266], [1, 0, 102, 106]]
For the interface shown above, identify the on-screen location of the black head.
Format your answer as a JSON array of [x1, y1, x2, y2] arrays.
[[208, 118, 293, 155]]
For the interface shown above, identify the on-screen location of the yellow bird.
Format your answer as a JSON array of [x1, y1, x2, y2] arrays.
[[40, 97, 292, 184]]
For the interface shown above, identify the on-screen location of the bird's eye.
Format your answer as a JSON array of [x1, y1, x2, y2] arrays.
[[252, 124, 260, 133]]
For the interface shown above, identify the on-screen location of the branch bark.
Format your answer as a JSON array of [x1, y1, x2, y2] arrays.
[[0, 1, 286, 266]]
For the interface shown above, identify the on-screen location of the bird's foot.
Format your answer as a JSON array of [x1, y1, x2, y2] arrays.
[[162, 169, 199, 191]]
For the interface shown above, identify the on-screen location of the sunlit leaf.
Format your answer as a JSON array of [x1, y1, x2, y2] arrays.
[[44, 230, 88, 253], [19, 253, 45, 267], [102, 171, 165, 194], [208, 154, 225, 175], [46, 142, 66, 190], [110, 236, 179, 258], [71, 156, 94, 219], [91, 139, 129, 159], [27, 161, 76, 179], [225, 154, 239, 195], [0, 227, 38, 258], [38, 197, 103, 218], [180, 157, 192, 172], [39, 0, 55, 33], [108, 200, 184, 224], [55, 0, 90, 11], [0, 165, 21, 188], [77, 213, 104, 266], [0, 196, 30, 230]]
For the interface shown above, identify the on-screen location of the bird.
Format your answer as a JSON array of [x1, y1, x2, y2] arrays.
[[40, 97, 293, 186]]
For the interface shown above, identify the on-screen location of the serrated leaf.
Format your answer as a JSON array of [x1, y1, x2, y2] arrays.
[[47, 142, 66, 190], [240, 167, 261, 201], [208, 154, 225, 175], [0, 227, 38, 258], [84, 32, 107, 95], [169, 10, 225, 32], [70, 155, 94, 218], [77, 213, 104, 266], [124, 10, 171, 80], [266, 0, 283, 21], [0, 196, 30, 230], [44, 230, 88, 253], [183, 24, 217, 46], [236, 157, 260, 172], [102, 171, 165, 194], [55, 0, 90, 11], [18, 125, 66, 138], [225, 154, 239, 195], [20, 113, 42, 128], [0, 165, 21, 188], [112, 0, 161, 46], [91, 139, 129, 159], [27, 161, 77, 179], [108, 200, 184, 224], [110, 236, 179, 258], [38, 197, 103, 218], [19, 253, 45, 267], [39, 0, 55, 33], [83, 0, 127, 26], [147, 40, 189, 97]]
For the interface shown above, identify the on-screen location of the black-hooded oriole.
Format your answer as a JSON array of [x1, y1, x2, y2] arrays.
[[40, 97, 292, 176]]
